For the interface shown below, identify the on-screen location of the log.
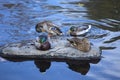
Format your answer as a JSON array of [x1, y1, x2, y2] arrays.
[[0, 39, 101, 60]]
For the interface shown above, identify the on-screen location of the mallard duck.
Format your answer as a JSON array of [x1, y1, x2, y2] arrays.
[[35, 35, 51, 51], [67, 38, 91, 52], [68, 25, 91, 36], [35, 21, 63, 36]]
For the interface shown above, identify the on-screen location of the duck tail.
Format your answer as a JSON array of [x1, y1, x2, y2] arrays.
[[88, 25, 91, 30], [83, 24, 91, 32], [76, 25, 91, 35]]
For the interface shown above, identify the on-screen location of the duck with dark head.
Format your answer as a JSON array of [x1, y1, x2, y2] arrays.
[[35, 34, 51, 51], [68, 25, 91, 36]]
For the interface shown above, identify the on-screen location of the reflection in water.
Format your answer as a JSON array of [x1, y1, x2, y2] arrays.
[[100, 46, 116, 50], [104, 36, 120, 43], [66, 62, 90, 75], [31, 59, 100, 75], [66, 59, 100, 75], [2, 57, 100, 75], [34, 60, 51, 73], [3, 4, 15, 8]]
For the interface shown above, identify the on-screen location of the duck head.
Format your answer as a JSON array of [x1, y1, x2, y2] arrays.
[[70, 26, 77, 32], [37, 35, 48, 43], [68, 26, 78, 36], [35, 21, 47, 33]]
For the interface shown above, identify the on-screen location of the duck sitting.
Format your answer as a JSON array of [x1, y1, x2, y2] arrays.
[[67, 38, 91, 52], [35, 34, 51, 51], [35, 21, 63, 36], [68, 25, 91, 36]]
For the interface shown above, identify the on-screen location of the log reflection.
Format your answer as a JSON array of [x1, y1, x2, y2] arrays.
[[1, 57, 101, 75], [34, 59, 101, 75]]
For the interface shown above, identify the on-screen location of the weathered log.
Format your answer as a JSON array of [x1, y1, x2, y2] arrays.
[[0, 39, 101, 60]]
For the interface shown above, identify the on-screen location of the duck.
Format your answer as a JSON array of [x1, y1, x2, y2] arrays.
[[68, 25, 91, 36], [35, 34, 51, 51], [35, 21, 63, 36], [67, 37, 91, 52]]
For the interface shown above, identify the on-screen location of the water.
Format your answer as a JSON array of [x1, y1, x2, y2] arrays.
[[0, 0, 120, 80]]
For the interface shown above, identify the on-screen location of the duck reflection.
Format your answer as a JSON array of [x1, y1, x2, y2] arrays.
[[34, 60, 51, 73], [1, 56, 100, 75], [34, 59, 101, 75], [66, 59, 100, 75], [66, 62, 90, 75]]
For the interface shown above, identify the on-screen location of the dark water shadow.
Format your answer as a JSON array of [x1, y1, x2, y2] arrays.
[[84, 0, 120, 31], [104, 36, 120, 43], [2, 57, 101, 75], [85, 0, 120, 20], [100, 46, 116, 50]]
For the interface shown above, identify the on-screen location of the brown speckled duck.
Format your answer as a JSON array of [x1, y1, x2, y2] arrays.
[[35, 35, 51, 51], [67, 38, 91, 52], [35, 21, 63, 36]]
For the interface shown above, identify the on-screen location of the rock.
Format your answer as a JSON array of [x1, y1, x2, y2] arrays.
[[0, 57, 6, 62], [0, 39, 101, 60]]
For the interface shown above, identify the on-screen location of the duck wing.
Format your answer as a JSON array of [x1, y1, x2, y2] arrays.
[[54, 27, 62, 35]]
